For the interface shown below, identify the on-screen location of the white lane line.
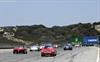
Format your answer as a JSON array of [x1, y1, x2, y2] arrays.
[[96, 47, 100, 62]]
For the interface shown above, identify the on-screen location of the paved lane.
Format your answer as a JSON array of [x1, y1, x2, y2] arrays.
[[0, 46, 99, 62], [73, 47, 99, 62]]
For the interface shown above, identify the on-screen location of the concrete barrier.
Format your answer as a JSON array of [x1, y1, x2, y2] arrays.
[[0, 49, 12, 53]]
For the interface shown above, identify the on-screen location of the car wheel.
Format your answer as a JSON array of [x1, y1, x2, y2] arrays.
[[53, 54, 56, 56], [16, 51, 19, 54], [41, 54, 45, 57], [70, 48, 72, 50], [24, 51, 27, 54], [13, 51, 18, 54], [13, 51, 16, 54], [64, 48, 66, 50], [30, 50, 33, 52], [37, 49, 40, 51]]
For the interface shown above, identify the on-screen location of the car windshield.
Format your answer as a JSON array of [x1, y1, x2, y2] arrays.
[[44, 44, 52, 48], [67, 44, 72, 46]]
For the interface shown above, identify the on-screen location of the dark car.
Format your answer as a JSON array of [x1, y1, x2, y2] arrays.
[[13, 46, 27, 54], [41, 45, 57, 57], [63, 44, 73, 50]]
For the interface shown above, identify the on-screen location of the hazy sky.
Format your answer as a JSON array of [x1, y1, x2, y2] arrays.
[[0, 0, 100, 27]]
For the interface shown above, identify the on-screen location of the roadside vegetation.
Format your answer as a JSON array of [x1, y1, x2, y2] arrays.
[[0, 22, 100, 45]]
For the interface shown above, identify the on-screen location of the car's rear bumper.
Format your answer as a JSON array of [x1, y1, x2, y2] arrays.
[[41, 52, 56, 56], [13, 50, 27, 54], [64, 48, 72, 50], [30, 49, 40, 51]]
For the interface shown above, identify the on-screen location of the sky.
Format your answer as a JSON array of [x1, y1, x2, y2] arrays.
[[0, 0, 100, 27]]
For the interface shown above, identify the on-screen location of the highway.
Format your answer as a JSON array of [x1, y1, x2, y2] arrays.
[[0, 46, 99, 62]]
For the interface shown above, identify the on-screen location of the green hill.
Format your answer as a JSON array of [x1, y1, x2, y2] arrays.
[[0, 22, 100, 45]]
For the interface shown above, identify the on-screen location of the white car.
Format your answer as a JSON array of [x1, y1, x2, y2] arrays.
[[75, 44, 81, 47], [39, 45, 45, 50], [29, 45, 40, 51], [53, 44, 58, 48]]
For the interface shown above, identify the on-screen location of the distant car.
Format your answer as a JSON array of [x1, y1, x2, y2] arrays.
[[53, 44, 59, 48], [63, 44, 73, 50], [29, 45, 40, 51], [13, 46, 27, 54], [74, 44, 81, 47], [39, 45, 45, 50], [41, 45, 57, 57]]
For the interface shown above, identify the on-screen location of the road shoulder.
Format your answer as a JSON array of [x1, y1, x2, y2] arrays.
[[73, 47, 98, 62]]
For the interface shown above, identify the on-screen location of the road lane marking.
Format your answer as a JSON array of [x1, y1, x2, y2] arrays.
[[96, 47, 100, 62]]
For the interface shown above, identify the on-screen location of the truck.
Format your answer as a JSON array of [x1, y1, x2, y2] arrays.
[[83, 36, 99, 46]]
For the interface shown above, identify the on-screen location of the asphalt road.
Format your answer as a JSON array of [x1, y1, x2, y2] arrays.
[[0, 46, 99, 62]]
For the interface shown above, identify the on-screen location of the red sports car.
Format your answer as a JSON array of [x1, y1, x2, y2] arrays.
[[13, 46, 27, 54], [41, 45, 57, 57]]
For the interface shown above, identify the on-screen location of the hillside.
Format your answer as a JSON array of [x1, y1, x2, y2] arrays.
[[0, 22, 100, 45]]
